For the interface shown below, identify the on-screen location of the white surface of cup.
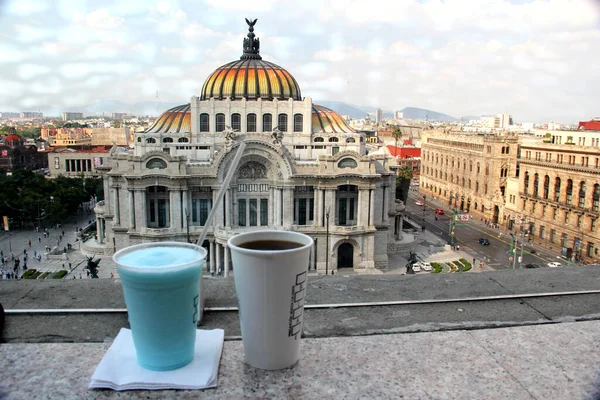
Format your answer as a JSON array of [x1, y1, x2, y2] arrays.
[[228, 230, 313, 370]]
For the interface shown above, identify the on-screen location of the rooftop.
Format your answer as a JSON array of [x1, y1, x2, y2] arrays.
[[3, 266, 600, 398]]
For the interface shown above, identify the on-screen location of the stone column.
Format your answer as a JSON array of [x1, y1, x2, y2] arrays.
[[325, 188, 336, 225], [135, 189, 146, 229], [216, 243, 221, 275], [128, 189, 135, 229], [369, 189, 375, 227], [213, 189, 223, 228], [225, 189, 231, 228], [209, 240, 216, 274], [274, 188, 281, 226], [314, 188, 321, 227], [357, 189, 364, 228], [182, 189, 189, 230], [169, 190, 180, 229], [112, 187, 120, 226], [283, 187, 293, 226], [224, 246, 230, 278], [98, 218, 105, 244], [268, 187, 274, 227]]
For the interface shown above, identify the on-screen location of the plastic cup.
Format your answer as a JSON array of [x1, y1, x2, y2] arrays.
[[228, 230, 313, 370], [113, 242, 207, 371]]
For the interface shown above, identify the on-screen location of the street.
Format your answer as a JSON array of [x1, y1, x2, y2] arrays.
[[406, 191, 565, 270]]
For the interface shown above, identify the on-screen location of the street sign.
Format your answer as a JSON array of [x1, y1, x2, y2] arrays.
[[509, 256, 513, 261], [450, 231, 455, 235], [460, 215, 469, 221]]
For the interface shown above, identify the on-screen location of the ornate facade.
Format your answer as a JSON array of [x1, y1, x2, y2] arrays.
[[419, 131, 519, 223], [504, 135, 600, 263], [91, 21, 401, 274]]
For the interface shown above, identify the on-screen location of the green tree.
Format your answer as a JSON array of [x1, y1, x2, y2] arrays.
[[391, 127, 402, 153], [395, 165, 413, 204]]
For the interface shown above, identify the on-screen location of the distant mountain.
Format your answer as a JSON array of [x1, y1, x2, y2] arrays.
[[399, 107, 457, 122], [313, 101, 369, 119], [313, 101, 458, 122]]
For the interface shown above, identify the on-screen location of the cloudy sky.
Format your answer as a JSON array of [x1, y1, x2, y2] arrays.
[[0, 0, 599, 123]]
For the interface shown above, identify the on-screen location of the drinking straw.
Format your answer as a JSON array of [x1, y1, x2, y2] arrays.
[[196, 140, 247, 246]]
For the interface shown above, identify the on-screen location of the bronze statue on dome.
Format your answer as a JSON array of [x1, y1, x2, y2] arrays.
[[242, 18, 261, 60]]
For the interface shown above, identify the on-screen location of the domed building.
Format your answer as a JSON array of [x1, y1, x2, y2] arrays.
[[94, 20, 402, 274]]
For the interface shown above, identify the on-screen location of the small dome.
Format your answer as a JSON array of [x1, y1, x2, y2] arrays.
[[5, 134, 22, 144], [312, 105, 356, 134], [145, 104, 191, 134]]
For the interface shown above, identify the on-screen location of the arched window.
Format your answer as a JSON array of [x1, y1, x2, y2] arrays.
[[178, 137, 189, 143], [163, 137, 173, 143], [533, 173, 539, 197], [199, 113, 209, 132], [469, 161, 473, 172], [329, 137, 339, 142], [468, 179, 471, 189], [475, 181, 479, 193], [294, 113, 303, 132], [485, 164, 489, 175], [462, 178, 465, 187], [338, 158, 357, 168], [278, 113, 288, 132], [524, 172, 529, 195], [346, 137, 355, 143], [216, 113, 225, 132], [146, 138, 156, 144], [247, 113, 257, 132], [579, 181, 586, 208], [314, 137, 324, 142], [137, 137, 141, 143], [262, 113, 272, 132], [231, 113, 241, 131], [566, 179, 573, 205], [592, 184, 600, 212], [146, 158, 167, 169], [477, 162, 480, 174], [554, 177, 561, 202], [506, 146, 510, 154], [543, 175, 550, 199]]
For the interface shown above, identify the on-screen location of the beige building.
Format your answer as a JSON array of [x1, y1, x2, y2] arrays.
[[41, 127, 130, 147], [504, 135, 600, 263], [48, 147, 111, 178], [89, 21, 403, 275], [419, 131, 519, 223]]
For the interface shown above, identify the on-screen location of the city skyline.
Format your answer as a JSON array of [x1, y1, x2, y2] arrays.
[[0, 0, 599, 124]]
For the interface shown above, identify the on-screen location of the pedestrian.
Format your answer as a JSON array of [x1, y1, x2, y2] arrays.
[[23, 249, 27, 255], [69, 262, 72, 269], [62, 230, 65, 236], [473, 257, 476, 265], [62, 263, 65, 269], [456, 245, 460, 251], [110, 272, 114, 278], [79, 274, 82, 279], [38, 236, 41, 243], [28, 240, 31, 247]]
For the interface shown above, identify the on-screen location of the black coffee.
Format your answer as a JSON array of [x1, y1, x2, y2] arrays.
[[239, 240, 302, 251]]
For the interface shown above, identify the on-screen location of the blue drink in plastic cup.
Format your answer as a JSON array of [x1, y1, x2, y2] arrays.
[[113, 242, 207, 371]]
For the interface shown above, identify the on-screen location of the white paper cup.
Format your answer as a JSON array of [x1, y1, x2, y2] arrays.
[[228, 230, 313, 370]]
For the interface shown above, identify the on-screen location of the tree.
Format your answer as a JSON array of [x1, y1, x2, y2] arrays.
[[391, 127, 402, 154], [395, 165, 413, 204]]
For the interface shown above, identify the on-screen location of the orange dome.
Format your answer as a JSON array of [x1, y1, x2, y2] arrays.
[[200, 19, 302, 101]]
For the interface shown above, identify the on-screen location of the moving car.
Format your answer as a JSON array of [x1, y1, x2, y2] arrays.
[[415, 200, 424, 206], [525, 263, 539, 269], [412, 263, 421, 272], [547, 262, 562, 268], [478, 238, 490, 245], [434, 209, 444, 215], [421, 262, 433, 271]]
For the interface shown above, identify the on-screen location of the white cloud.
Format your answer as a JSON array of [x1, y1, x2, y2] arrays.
[[16, 64, 50, 80], [202, 0, 277, 12], [5, 0, 48, 16]]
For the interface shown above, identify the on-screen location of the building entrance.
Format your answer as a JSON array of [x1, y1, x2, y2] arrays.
[[337, 243, 353, 269]]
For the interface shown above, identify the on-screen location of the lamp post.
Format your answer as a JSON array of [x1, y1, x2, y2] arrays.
[[325, 206, 330, 276], [422, 195, 426, 232]]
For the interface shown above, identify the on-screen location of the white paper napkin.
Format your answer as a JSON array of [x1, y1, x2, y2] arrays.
[[89, 328, 224, 391]]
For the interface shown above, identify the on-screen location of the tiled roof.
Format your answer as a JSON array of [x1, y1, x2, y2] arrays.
[[144, 104, 191, 134]]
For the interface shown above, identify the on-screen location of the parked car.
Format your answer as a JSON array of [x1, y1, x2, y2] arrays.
[[547, 262, 562, 268], [412, 263, 421, 272], [415, 200, 424, 206], [478, 238, 490, 245], [434, 209, 444, 215], [525, 263, 539, 269], [421, 262, 433, 271]]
